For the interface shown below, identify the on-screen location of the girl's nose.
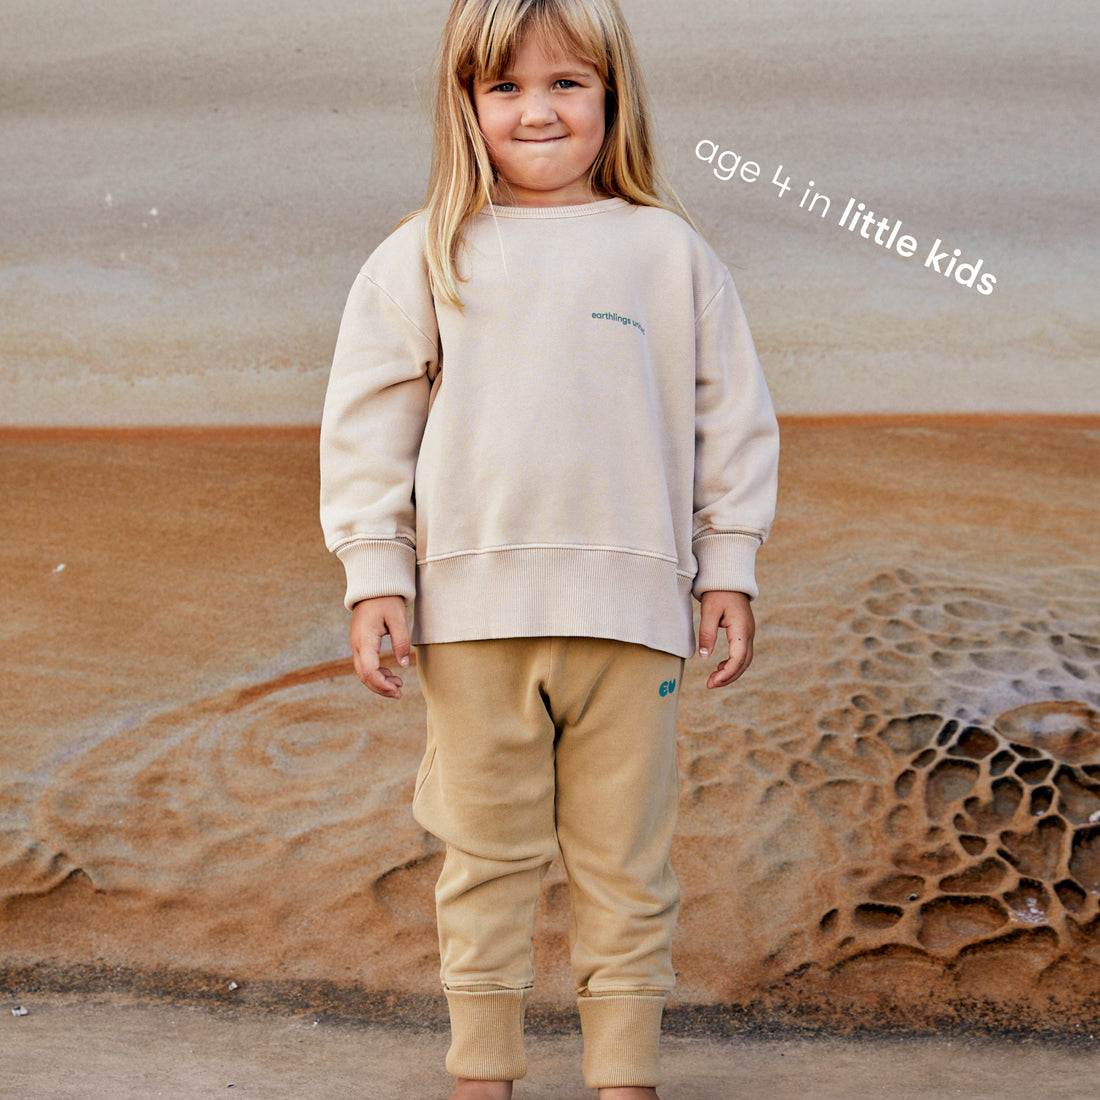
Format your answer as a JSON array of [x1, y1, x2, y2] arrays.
[[520, 93, 557, 126]]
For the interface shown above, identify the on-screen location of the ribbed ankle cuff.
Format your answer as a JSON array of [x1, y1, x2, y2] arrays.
[[577, 993, 666, 1088], [444, 988, 530, 1081]]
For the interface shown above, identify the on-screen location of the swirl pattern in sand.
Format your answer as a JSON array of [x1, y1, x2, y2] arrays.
[[14, 660, 442, 985]]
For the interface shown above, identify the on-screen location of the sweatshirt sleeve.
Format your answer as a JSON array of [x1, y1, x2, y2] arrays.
[[691, 271, 780, 600], [319, 239, 439, 610]]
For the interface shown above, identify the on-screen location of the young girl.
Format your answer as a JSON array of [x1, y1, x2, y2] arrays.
[[320, 0, 779, 1095]]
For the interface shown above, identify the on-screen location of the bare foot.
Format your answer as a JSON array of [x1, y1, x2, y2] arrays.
[[598, 1090, 659, 1099], [448, 1080, 513, 1100]]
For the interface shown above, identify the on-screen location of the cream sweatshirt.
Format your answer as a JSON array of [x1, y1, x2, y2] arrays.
[[320, 197, 779, 659]]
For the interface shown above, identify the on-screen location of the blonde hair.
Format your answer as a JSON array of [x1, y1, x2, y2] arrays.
[[408, 0, 689, 307]]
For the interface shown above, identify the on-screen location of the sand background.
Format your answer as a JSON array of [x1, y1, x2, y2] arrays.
[[2, 0, 1097, 423]]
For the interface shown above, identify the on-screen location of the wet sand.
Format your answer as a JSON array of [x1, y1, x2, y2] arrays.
[[3, 419, 1099, 1043]]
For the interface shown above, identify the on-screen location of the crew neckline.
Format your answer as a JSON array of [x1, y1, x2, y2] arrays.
[[478, 197, 629, 219]]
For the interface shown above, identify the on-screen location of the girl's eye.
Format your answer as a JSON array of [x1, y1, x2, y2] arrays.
[[490, 82, 516, 93], [555, 79, 579, 89]]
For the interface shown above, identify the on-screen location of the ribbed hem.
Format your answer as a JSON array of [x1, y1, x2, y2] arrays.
[[413, 547, 696, 658], [444, 988, 530, 1082], [578, 993, 666, 1089], [691, 531, 762, 600], [336, 539, 416, 609]]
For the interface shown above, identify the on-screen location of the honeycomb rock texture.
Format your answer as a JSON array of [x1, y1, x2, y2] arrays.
[[668, 566, 1100, 1028]]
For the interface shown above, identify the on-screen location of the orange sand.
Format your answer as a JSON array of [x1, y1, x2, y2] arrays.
[[2, 419, 1099, 1033]]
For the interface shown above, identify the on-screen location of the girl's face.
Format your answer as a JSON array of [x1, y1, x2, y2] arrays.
[[472, 31, 606, 206]]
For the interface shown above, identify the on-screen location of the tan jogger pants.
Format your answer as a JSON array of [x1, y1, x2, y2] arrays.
[[413, 636, 684, 1088]]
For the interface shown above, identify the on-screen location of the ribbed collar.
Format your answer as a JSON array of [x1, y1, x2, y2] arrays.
[[477, 197, 629, 219]]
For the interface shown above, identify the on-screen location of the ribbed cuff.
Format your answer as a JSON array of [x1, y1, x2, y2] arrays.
[[336, 538, 416, 609], [578, 993, 666, 1089], [444, 988, 530, 1082], [691, 531, 761, 600]]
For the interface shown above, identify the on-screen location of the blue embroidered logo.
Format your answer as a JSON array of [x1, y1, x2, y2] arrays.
[[659, 679, 677, 697], [592, 311, 645, 336]]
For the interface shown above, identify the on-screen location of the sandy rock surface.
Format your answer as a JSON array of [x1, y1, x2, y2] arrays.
[[3, 420, 1098, 1031], [2, 0, 1096, 423]]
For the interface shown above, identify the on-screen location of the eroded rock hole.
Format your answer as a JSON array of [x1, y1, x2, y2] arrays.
[[1003, 879, 1051, 923], [895, 770, 917, 799], [959, 835, 987, 856], [944, 599, 1010, 621], [1053, 767, 1100, 825], [964, 777, 1025, 830], [939, 858, 1008, 894], [881, 619, 915, 642], [893, 843, 962, 876], [853, 903, 904, 931], [1015, 759, 1054, 784], [865, 593, 906, 617], [1029, 787, 1055, 816], [949, 726, 998, 760], [925, 759, 980, 820], [869, 873, 925, 904], [999, 817, 1068, 880], [936, 722, 957, 748], [879, 714, 944, 755], [1055, 878, 1087, 913], [1069, 826, 1100, 893], [917, 896, 1009, 950]]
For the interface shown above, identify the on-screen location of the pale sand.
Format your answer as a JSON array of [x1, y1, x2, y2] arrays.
[[2, 0, 1097, 423], [4, 996, 1098, 1100], [3, 419, 1099, 1046]]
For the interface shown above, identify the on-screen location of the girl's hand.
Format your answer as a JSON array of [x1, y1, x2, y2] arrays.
[[350, 595, 411, 699], [698, 590, 755, 689]]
